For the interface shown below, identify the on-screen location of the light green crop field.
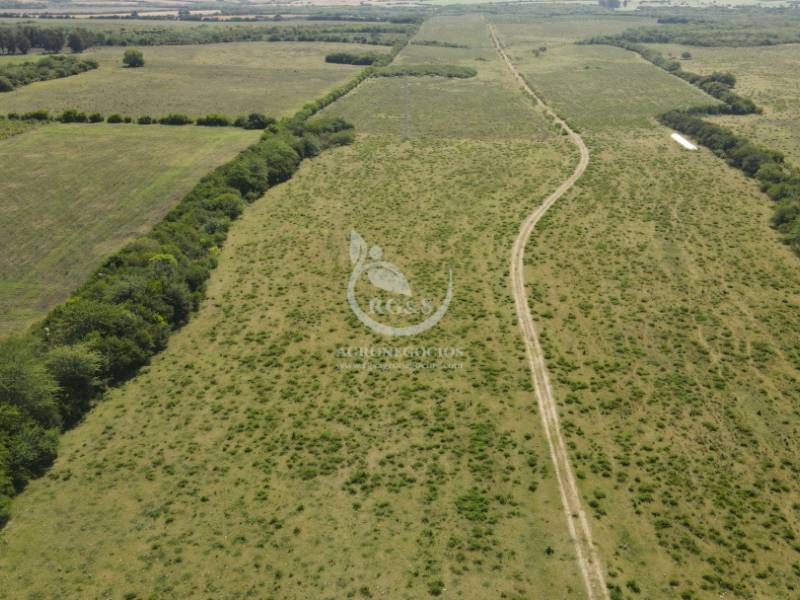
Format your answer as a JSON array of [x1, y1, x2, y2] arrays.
[[645, 42, 800, 164], [0, 42, 367, 118], [495, 33, 713, 130], [0, 14, 594, 600], [0, 124, 259, 337], [493, 15, 800, 600]]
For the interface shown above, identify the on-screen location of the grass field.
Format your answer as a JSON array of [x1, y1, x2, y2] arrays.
[[495, 35, 713, 130], [0, 124, 259, 336], [0, 42, 368, 118], [0, 15, 594, 600], [645, 42, 800, 164], [493, 15, 800, 599]]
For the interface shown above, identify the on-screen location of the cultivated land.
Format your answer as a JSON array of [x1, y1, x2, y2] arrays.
[[0, 124, 259, 336], [646, 42, 800, 164], [0, 42, 368, 118], [0, 14, 598, 600], [495, 14, 800, 599]]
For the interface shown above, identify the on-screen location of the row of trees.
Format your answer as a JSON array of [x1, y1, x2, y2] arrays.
[[0, 55, 97, 92], [373, 64, 477, 79], [0, 115, 355, 526], [9, 109, 277, 129], [0, 22, 413, 54]]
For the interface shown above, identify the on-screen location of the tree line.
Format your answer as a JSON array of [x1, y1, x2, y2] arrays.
[[372, 64, 477, 78], [7, 109, 276, 129], [0, 22, 414, 54], [0, 54, 97, 92]]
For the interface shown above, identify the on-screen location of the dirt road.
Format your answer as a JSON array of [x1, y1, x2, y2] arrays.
[[488, 23, 610, 600]]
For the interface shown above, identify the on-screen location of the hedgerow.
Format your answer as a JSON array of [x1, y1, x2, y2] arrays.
[[372, 64, 477, 78]]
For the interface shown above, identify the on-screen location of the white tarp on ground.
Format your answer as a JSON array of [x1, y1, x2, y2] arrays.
[[671, 132, 698, 150]]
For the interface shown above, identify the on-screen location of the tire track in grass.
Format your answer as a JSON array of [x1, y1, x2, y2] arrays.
[[488, 22, 610, 600]]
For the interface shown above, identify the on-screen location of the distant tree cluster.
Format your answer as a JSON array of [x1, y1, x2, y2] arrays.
[[0, 115, 356, 528], [0, 22, 413, 54], [325, 51, 387, 65], [0, 55, 97, 92], [373, 64, 477, 78], [0, 25, 63, 53]]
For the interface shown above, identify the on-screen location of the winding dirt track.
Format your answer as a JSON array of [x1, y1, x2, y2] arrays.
[[488, 24, 610, 600]]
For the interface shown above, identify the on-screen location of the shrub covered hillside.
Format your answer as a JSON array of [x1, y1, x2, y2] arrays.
[[0, 115, 356, 526], [0, 55, 98, 93]]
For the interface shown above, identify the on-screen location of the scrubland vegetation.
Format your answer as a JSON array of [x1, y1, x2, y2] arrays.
[[494, 9, 800, 598], [1, 5, 800, 600], [0, 54, 96, 91], [0, 14, 589, 599]]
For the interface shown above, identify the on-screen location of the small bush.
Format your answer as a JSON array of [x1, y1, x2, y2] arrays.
[[137, 116, 154, 125], [107, 114, 124, 124], [122, 48, 144, 68], [196, 114, 231, 127], [158, 114, 192, 126], [88, 113, 103, 123]]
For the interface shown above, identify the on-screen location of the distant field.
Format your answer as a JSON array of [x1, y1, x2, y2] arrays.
[[494, 15, 800, 599], [0, 124, 259, 336], [645, 42, 800, 164], [0, 42, 368, 118], [0, 15, 589, 600], [488, 13, 657, 46], [496, 35, 713, 130]]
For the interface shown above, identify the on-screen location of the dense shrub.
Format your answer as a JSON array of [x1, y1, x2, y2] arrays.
[[325, 51, 387, 65], [0, 55, 97, 92], [58, 109, 88, 123], [137, 115, 154, 125], [106, 114, 124, 123], [122, 48, 144, 68], [158, 114, 192, 126], [196, 114, 232, 127], [88, 112, 103, 123]]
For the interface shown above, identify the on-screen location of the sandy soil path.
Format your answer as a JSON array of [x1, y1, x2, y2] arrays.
[[488, 23, 610, 600]]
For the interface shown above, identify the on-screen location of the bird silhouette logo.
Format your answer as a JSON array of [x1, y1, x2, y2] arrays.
[[347, 230, 453, 337]]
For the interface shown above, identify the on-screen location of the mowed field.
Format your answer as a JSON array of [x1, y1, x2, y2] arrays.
[[495, 15, 800, 599], [0, 15, 594, 600], [0, 124, 259, 336], [0, 42, 368, 118], [645, 42, 800, 164]]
